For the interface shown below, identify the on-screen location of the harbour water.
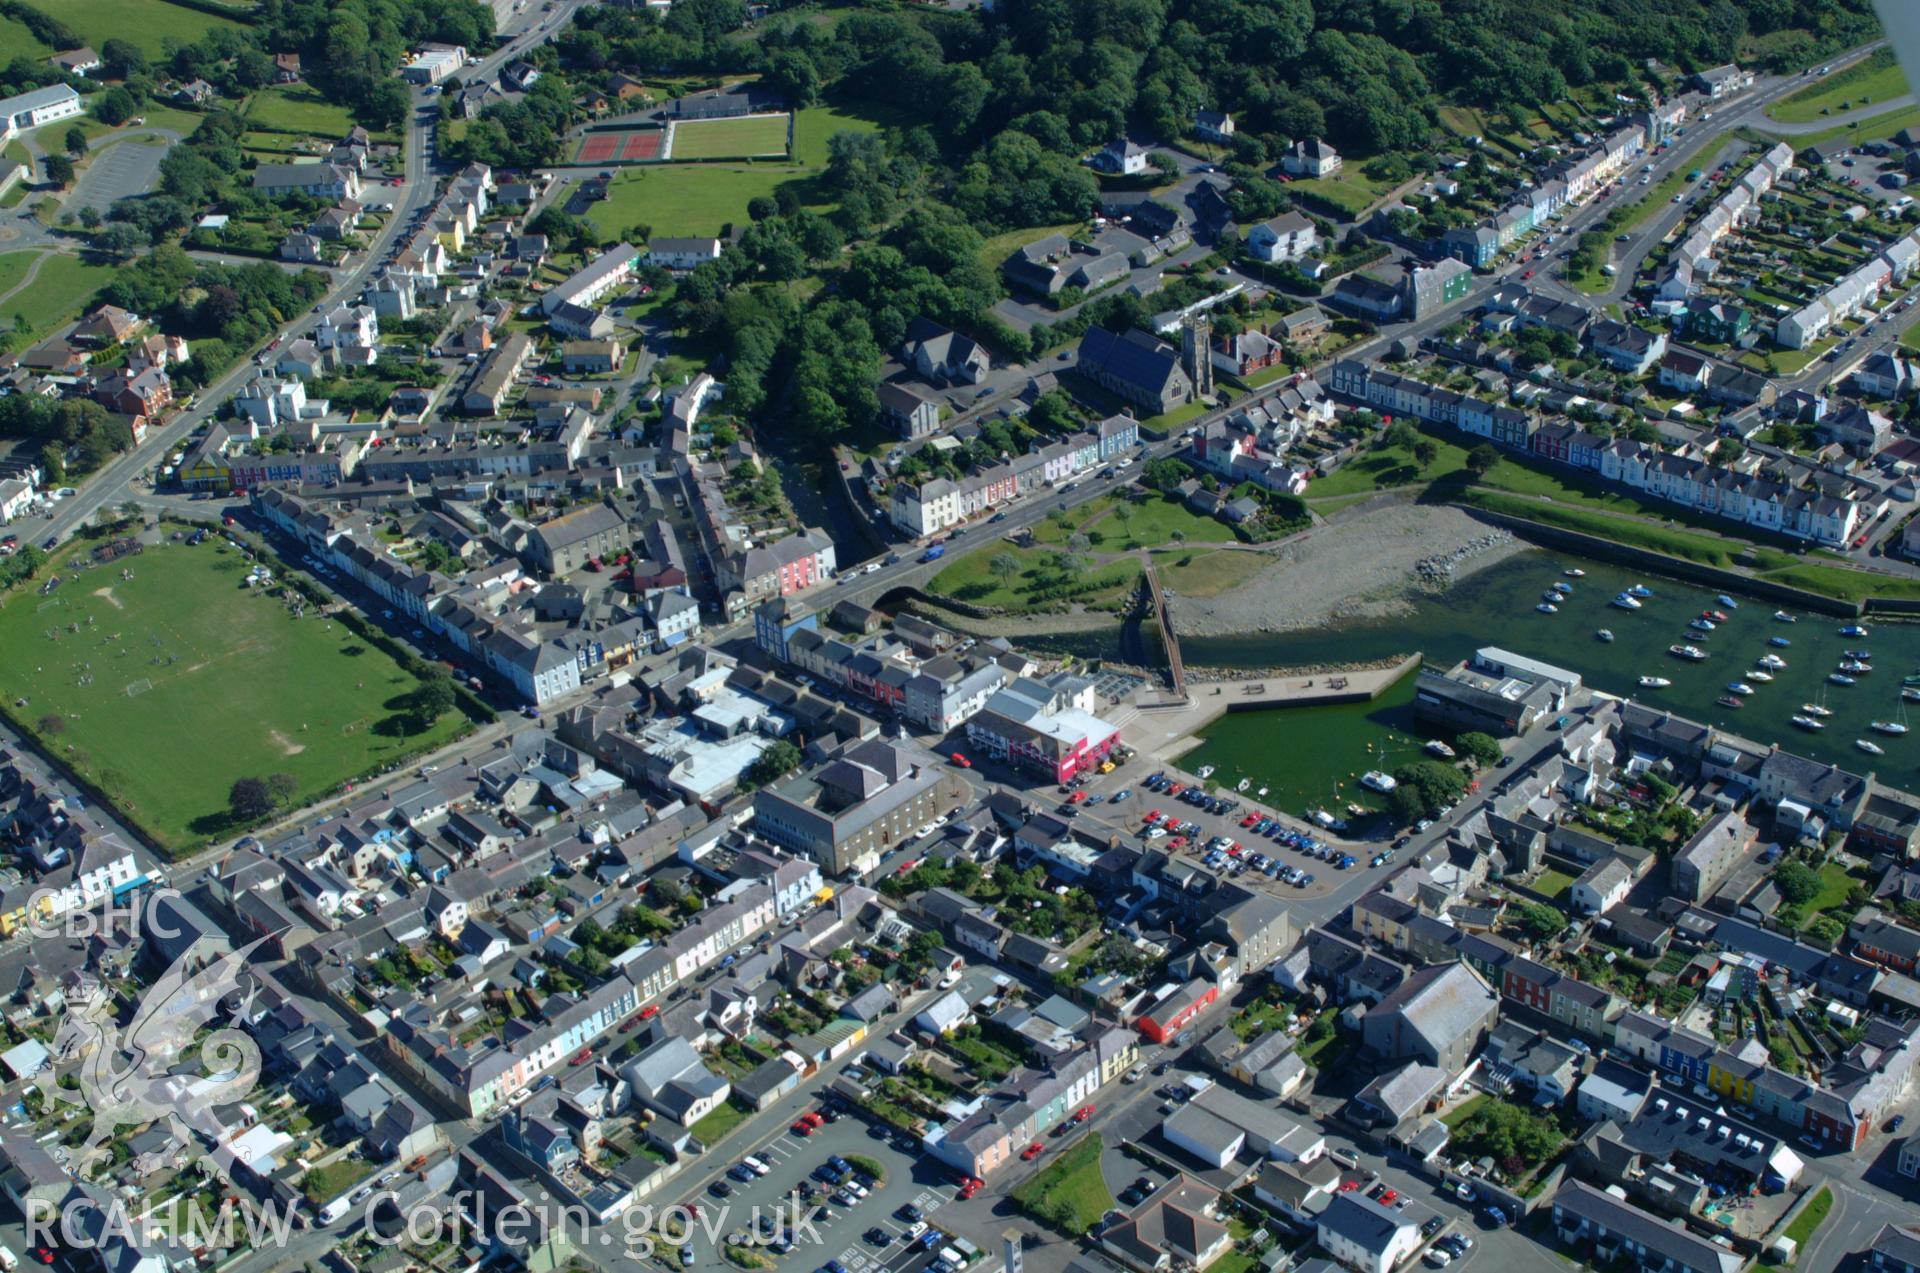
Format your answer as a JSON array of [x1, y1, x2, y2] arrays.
[[1133, 549, 1920, 818]]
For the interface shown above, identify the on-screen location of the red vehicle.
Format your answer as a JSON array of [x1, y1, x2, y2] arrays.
[[1522, 269, 1534, 279], [895, 858, 922, 875], [957, 1179, 983, 1200], [1855, 535, 1869, 548], [1144, 810, 1162, 823], [1167, 783, 1186, 796], [639, 1004, 660, 1020], [1073, 1104, 1094, 1122], [792, 1119, 816, 1137], [1068, 791, 1088, 804], [1020, 1142, 1045, 1161], [950, 752, 972, 768], [31, 1249, 54, 1265], [1240, 813, 1260, 827], [569, 1048, 593, 1066], [801, 1111, 826, 1128], [1226, 844, 1240, 857]]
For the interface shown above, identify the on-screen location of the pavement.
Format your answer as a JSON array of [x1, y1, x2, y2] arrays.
[[64, 136, 168, 216]]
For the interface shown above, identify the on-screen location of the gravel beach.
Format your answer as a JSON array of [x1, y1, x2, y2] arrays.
[[1170, 504, 1525, 638]]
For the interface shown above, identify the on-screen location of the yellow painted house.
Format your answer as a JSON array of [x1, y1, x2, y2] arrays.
[[1707, 1050, 1764, 1104], [0, 879, 60, 939]]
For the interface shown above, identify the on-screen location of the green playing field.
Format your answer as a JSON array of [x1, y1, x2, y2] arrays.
[[0, 533, 472, 851], [670, 113, 790, 159]]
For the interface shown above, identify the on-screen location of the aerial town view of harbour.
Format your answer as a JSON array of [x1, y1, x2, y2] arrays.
[[11, 4, 1920, 1273]]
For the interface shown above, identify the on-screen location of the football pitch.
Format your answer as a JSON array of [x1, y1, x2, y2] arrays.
[[670, 113, 790, 159], [0, 533, 471, 851]]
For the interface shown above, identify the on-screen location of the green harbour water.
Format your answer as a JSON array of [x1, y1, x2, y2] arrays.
[[1103, 548, 1920, 819]]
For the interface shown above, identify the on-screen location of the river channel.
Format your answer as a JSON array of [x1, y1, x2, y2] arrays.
[[1029, 549, 1920, 819]]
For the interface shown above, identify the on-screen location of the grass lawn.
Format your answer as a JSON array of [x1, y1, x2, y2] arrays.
[[1566, 259, 1615, 293], [1297, 1015, 1354, 1068], [592, 163, 824, 240], [1159, 549, 1265, 598], [1783, 1187, 1832, 1253], [927, 544, 1141, 613], [1142, 397, 1214, 432], [1532, 869, 1577, 900], [672, 113, 789, 159], [1799, 863, 1860, 920], [0, 250, 43, 303], [0, 535, 473, 851], [136, 105, 212, 137], [1030, 492, 1232, 549], [301, 1159, 372, 1205], [0, 14, 50, 60], [1768, 51, 1909, 124], [688, 1099, 750, 1146], [1306, 436, 1470, 500], [1013, 1134, 1113, 1235], [5, 252, 119, 340], [1440, 1094, 1489, 1129], [23, 0, 244, 58], [242, 85, 359, 138], [1742, 339, 1834, 376], [1768, 104, 1920, 150], [1286, 165, 1399, 218], [789, 102, 889, 166]]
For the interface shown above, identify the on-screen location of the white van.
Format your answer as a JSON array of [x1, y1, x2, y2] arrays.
[[742, 1155, 771, 1176]]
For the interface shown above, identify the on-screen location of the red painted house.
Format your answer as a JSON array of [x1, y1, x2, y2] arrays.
[[1502, 955, 1554, 1013], [1136, 979, 1219, 1043], [1852, 916, 1920, 975]]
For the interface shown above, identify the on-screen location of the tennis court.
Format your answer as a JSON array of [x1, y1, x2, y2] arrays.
[[667, 113, 790, 160], [573, 128, 666, 165]]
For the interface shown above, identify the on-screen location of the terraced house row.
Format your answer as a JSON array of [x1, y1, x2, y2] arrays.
[[924, 1019, 1138, 1178], [889, 414, 1140, 538], [1613, 1009, 1919, 1150], [1595, 437, 1860, 547], [1326, 359, 1863, 547], [383, 872, 811, 1117]]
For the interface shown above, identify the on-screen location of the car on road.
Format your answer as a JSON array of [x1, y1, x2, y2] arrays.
[[1021, 1141, 1045, 1160]]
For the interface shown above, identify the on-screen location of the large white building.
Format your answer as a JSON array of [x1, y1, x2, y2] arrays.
[[0, 85, 81, 141], [542, 243, 640, 315]]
